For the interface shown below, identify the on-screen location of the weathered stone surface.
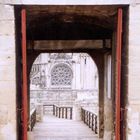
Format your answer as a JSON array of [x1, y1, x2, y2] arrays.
[[0, 4, 16, 140], [0, 52, 15, 66], [1, 0, 131, 5], [0, 66, 15, 81], [127, 4, 140, 140], [0, 36, 15, 52], [0, 105, 8, 125], [0, 20, 15, 35], [0, 81, 16, 101], [0, 122, 16, 140], [0, 4, 14, 20]]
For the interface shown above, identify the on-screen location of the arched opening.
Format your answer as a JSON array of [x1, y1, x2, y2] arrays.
[[15, 5, 128, 140], [28, 53, 100, 139]]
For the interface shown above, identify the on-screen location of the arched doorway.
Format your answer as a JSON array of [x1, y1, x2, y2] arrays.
[[15, 5, 126, 140], [28, 53, 100, 139]]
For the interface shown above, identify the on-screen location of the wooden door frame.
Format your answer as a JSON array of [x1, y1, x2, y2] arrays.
[[21, 7, 123, 140], [115, 8, 123, 140]]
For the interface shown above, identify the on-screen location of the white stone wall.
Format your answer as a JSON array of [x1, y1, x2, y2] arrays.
[[1, 0, 132, 5], [0, 4, 16, 140], [127, 3, 140, 140]]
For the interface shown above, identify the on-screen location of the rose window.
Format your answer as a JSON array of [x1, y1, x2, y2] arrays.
[[51, 64, 72, 86]]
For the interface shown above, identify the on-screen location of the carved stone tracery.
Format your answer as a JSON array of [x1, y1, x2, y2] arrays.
[[51, 64, 72, 86]]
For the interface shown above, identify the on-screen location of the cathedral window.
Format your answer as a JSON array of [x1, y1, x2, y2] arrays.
[[51, 64, 72, 87]]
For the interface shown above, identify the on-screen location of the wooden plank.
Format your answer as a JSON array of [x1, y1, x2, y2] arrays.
[[28, 40, 105, 50]]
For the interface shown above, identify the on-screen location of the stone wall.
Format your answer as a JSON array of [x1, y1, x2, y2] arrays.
[[0, 4, 16, 140], [127, 3, 140, 140], [1, 0, 131, 5], [30, 90, 77, 107], [30, 89, 98, 117]]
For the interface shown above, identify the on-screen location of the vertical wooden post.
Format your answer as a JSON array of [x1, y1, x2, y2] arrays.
[[89, 112, 91, 128], [21, 8, 28, 140], [62, 108, 64, 118], [95, 116, 98, 134], [59, 108, 61, 118], [66, 108, 68, 119], [92, 114, 94, 131], [53, 105, 55, 115], [70, 108, 72, 120], [56, 107, 57, 117], [115, 8, 123, 140]]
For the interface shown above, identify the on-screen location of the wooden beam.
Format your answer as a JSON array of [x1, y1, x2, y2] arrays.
[[21, 8, 28, 140], [27, 48, 111, 54], [115, 8, 123, 140], [28, 40, 112, 50]]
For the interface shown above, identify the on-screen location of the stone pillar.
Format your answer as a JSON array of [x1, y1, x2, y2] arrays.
[[36, 103, 43, 122], [127, 4, 140, 140], [0, 4, 17, 140], [103, 98, 113, 139], [90, 52, 104, 138], [103, 55, 113, 140], [73, 101, 82, 121]]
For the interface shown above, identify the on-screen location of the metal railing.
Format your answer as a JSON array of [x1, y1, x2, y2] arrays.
[[30, 109, 36, 131], [81, 108, 98, 134], [53, 105, 73, 120]]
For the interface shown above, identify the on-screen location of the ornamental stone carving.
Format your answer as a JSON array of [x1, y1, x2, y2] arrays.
[[51, 64, 73, 86]]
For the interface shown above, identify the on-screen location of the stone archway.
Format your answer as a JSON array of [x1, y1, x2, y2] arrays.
[[17, 5, 126, 140], [27, 51, 106, 138]]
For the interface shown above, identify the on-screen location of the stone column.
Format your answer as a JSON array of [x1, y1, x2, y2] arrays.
[[36, 103, 43, 122], [103, 97, 113, 139], [103, 55, 113, 140], [0, 4, 17, 140], [73, 101, 82, 121]]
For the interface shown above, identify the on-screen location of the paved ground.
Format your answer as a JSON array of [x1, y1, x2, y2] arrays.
[[28, 115, 99, 140]]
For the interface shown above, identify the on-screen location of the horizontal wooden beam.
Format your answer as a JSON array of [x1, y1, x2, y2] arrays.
[[28, 39, 111, 50]]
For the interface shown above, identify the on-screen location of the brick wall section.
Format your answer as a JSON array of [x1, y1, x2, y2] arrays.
[[127, 4, 140, 140], [0, 4, 17, 140]]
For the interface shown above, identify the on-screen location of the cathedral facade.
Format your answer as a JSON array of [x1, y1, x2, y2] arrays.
[[30, 53, 98, 120]]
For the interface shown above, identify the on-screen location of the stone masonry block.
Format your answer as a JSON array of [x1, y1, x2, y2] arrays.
[[0, 4, 14, 20], [0, 105, 8, 125], [0, 20, 15, 35], [0, 35, 15, 52], [0, 81, 16, 97], [0, 52, 15, 66], [0, 65, 15, 81]]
